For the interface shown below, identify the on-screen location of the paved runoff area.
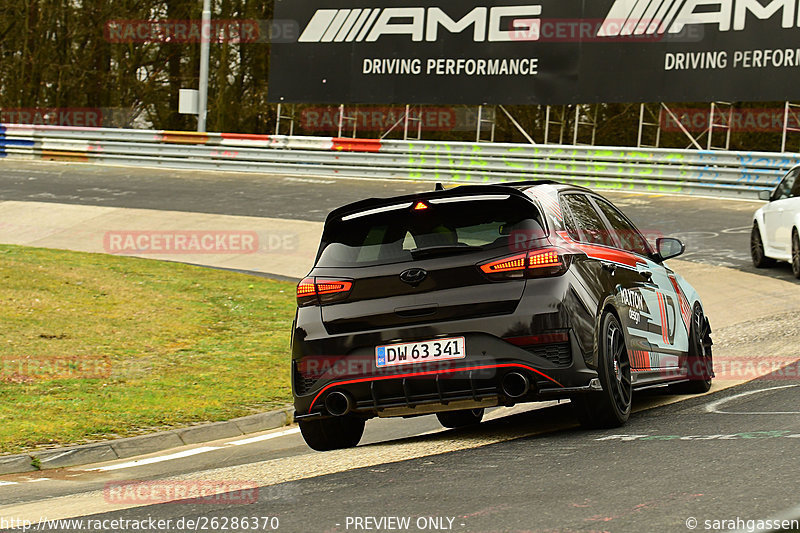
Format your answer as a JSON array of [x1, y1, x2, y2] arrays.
[[0, 200, 321, 280], [0, 159, 791, 280]]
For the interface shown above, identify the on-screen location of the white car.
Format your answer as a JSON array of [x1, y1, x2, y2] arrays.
[[752, 164, 800, 278]]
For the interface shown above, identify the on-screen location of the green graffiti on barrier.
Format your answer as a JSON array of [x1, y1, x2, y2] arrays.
[[404, 142, 686, 193], [408, 143, 491, 181]]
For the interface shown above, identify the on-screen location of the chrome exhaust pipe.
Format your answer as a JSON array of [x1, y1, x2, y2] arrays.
[[325, 391, 354, 416], [502, 372, 530, 398]]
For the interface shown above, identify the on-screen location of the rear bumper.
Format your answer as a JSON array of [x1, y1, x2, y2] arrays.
[[292, 333, 598, 420], [292, 273, 600, 420]]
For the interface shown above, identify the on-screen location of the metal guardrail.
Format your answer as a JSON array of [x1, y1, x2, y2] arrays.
[[2, 123, 798, 199]]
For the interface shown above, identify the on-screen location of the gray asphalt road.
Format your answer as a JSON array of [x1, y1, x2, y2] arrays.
[[17, 378, 800, 533], [0, 402, 557, 508], [0, 411, 445, 507], [0, 161, 425, 221], [0, 160, 791, 280]]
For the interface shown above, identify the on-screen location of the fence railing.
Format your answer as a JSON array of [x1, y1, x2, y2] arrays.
[[2, 123, 798, 199]]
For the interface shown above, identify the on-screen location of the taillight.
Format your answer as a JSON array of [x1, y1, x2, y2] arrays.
[[296, 277, 353, 307], [316, 279, 353, 305], [297, 277, 318, 307], [478, 248, 571, 280], [480, 253, 528, 277], [528, 249, 561, 269]]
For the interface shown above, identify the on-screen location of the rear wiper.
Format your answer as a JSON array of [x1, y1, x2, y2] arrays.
[[409, 245, 479, 259]]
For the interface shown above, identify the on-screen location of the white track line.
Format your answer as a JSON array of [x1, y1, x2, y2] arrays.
[[228, 428, 300, 446], [0, 481, 18, 486], [86, 446, 221, 472], [704, 384, 800, 415]]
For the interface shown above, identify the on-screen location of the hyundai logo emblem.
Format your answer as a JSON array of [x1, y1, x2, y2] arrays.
[[400, 268, 427, 285]]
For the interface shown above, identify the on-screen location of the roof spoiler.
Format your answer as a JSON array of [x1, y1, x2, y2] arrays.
[[433, 180, 562, 191]]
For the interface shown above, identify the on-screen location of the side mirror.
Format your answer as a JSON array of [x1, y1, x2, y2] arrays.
[[657, 237, 685, 261], [758, 190, 772, 201]]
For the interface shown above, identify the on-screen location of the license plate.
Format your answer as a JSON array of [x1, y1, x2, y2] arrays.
[[375, 337, 466, 368]]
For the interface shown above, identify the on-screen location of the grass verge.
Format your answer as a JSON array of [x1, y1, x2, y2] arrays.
[[0, 244, 295, 454]]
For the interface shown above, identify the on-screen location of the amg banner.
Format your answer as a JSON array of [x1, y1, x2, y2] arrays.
[[269, 0, 800, 105]]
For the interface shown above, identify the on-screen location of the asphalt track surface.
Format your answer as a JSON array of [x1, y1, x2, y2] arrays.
[[6, 379, 800, 533], [2, 160, 800, 532], [0, 160, 794, 280]]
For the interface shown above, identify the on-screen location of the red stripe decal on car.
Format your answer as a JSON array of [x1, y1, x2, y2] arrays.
[[668, 274, 692, 332], [574, 243, 642, 268], [657, 292, 669, 344], [307, 363, 564, 411], [556, 233, 643, 268], [630, 350, 651, 371]]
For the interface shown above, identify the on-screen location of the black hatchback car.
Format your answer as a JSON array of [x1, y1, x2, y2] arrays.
[[291, 182, 714, 451]]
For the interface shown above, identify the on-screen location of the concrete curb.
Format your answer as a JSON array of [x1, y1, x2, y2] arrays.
[[0, 407, 294, 475]]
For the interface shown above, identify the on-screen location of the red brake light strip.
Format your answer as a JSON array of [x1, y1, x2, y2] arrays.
[[528, 249, 561, 268], [297, 278, 352, 298], [316, 280, 353, 295], [481, 249, 563, 274], [297, 278, 317, 297], [480, 253, 528, 273]]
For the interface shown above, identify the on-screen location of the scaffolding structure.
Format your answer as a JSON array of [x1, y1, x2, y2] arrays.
[[337, 105, 358, 138], [544, 105, 569, 145], [476, 105, 497, 143], [572, 104, 598, 146], [637, 103, 662, 148], [274, 103, 295, 136], [707, 101, 734, 151], [379, 105, 424, 141], [782, 102, 800, 153], [268, 102, 800, 153], [637, 102, 734, 151]]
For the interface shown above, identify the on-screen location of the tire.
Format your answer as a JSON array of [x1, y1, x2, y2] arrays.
[[669, 305, 713, 395], [572, 312, 632, 429], [299, 416, 365, 451], [793, 231, 800, 280], [436, 408, 484, 429], [751, 223, 775, 268]]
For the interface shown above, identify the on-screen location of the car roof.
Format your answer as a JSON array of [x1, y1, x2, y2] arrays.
[[325, 181, 592, 223]]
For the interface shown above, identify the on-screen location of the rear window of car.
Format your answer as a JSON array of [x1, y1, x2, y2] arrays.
[[317, 196, 544, 267]]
